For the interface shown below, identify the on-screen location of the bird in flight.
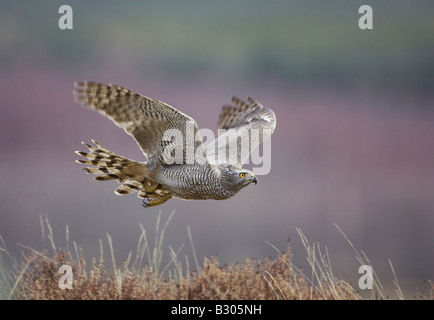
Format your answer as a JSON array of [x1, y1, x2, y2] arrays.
[[74, 82, 276, 207]]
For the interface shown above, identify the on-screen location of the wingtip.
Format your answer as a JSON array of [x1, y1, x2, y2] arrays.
[[231, 96, 242, 103], [80, 141, 93, 148]]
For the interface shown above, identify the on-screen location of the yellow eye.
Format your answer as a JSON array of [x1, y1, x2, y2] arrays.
[[239, 172, 245, 178]]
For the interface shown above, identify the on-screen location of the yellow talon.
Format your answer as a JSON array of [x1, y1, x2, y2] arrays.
[[142, 194, 172, 207]]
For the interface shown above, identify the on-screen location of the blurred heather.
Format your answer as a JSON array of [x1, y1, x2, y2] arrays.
[[0, 1, 433, 298]]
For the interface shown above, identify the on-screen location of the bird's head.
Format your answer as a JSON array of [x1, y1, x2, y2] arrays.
[[220, 165, 258, 193]]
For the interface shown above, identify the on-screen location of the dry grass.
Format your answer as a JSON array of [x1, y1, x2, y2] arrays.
[[1, 212, 432, 300], [7, 245, 358, 300]]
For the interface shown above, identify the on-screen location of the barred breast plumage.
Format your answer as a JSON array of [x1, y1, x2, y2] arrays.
[[156, 164, 239, 200]]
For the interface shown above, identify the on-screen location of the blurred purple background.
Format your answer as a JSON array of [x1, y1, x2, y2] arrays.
[[1, 1, 433, 298]]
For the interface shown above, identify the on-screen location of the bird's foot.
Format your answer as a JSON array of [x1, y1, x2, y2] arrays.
[[142, 193, 172, 208]]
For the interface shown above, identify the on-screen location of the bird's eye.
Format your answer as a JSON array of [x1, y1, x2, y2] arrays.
[[239, 172, 245, 178]]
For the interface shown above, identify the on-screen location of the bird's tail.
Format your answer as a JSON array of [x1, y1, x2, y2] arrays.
[[75, 140, 172, 207]]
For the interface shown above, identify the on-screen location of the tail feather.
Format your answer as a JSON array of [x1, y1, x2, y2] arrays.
[[76, 140, 173, 206], [94, 174, 119, 181], [83, 167, 119, 175], [114, 180, 141, 195], [75, 140, 149, 193]]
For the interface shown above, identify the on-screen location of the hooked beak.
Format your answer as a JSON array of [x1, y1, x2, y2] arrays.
[[252, 176, 258, 185]]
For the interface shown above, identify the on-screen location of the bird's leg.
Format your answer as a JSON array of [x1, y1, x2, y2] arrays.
[[141, 178, 159, 193], [139, 179, 172, 207]]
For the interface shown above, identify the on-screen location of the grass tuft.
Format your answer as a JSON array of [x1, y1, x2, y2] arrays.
[[0, 213, 432, 300]]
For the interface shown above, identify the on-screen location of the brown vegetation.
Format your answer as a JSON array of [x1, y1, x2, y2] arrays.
[[1, 213, 432, 300], [12, 245, 359, 300]]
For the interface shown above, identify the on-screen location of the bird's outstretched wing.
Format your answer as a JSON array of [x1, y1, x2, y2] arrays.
[[74, 81, 206, 165], [206, 96, 276, 167]]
